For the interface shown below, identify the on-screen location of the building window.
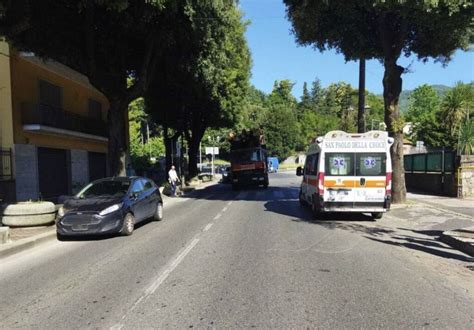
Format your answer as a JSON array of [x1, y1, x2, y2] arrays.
[[88, 99, 102, 120], [39, 79, 62, 108]]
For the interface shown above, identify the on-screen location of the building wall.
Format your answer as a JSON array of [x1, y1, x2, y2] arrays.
[[0, 40, 14, 149], [9, 49, 109, 153], [70, 149, 89, 193], [14, 144, 39, 201], [459, 155, 474, 198]]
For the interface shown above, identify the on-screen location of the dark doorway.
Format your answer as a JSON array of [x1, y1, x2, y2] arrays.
[[37, 147, 69, 201], [89, 152, 107, 181]]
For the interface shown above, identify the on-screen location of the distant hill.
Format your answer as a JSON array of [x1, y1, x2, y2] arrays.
[[398, 84, 452, 113]]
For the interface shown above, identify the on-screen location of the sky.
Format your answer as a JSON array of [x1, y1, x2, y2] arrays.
[[239, 0, 474, 99]]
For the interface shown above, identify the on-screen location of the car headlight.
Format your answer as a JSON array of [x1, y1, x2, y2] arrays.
[[99, 203, 122, 216], [58, 206, 66, 218]]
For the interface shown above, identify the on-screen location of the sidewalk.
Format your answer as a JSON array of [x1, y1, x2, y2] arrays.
[[380, 192, 474, 257], [0, 178, 221, 259], [403, 192, 474, 256]]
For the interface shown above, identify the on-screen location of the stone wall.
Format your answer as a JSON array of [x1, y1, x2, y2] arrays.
[[14, 144, 39, 201], [459, 155, 474, 198]]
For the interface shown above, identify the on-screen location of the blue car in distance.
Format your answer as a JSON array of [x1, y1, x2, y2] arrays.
[[267, 157, 279, 173], [56, 176, 163, 238]]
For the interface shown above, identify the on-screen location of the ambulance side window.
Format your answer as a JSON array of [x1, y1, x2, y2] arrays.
[[304, 155, 314, 176], [311, 153, 319, 175]]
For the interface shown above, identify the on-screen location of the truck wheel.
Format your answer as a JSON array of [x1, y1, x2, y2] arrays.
[[371, 212, 383, 220]]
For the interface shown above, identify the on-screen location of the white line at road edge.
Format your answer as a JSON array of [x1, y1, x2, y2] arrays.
[[213, 213, 222, 220], [111, 237, 200, 330], [203, 223, 213, 232], [222, 206, 228, 212]]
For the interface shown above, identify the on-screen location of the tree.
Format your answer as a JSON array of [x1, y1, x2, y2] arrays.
[[405, 84, 443, 147], [284, 0, 474, 203], [441, 82, 474, 147], [145, 0, 250, 178], [129, 98, 165, 172], [1, 0, 174, 175], [262, 80, 299, 159]]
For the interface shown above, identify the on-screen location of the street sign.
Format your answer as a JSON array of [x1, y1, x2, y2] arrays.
[[205, 147, 219, 155]]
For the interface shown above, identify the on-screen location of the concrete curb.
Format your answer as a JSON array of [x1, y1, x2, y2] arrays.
[[440, 230, 474, 257], [0, 228, 57, 260]]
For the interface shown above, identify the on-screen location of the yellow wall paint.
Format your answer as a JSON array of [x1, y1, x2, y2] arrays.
[[10, 50, 109, 152], [0, 40, 14, 149]]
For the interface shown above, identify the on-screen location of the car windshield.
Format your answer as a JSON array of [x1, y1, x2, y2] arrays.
[[231, 149, 261, 163], [76, 180, 130, 198]]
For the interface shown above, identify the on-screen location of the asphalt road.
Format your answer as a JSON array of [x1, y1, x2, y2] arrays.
[[1, 172, 473, 329]]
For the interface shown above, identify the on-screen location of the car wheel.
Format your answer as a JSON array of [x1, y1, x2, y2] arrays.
[[371, 212, 383, 220], [121, 213, 135, 236], [154, 202, 163, 221]]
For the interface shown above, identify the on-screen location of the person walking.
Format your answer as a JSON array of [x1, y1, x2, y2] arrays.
[[168, 165, 179, 197]]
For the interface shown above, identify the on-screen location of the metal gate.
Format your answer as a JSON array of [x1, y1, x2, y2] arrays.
[[37, 147, 69, 200]]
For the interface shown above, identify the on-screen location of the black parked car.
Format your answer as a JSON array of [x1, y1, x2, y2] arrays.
[[56, 176, 163, 238]]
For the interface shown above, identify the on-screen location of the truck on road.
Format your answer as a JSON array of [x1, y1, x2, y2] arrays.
[[228, 129, 269, 190]]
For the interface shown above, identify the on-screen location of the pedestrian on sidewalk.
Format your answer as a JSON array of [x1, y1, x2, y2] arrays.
[[168, 165, 179, 197]]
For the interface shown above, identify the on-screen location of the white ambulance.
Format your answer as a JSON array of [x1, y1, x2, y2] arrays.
[[296, 130, 394, 220]]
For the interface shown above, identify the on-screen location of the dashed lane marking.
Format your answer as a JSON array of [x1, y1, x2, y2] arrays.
[[203, 223, 213, 232], [213, 213, 222, 220], [111, 236, 200, 330]]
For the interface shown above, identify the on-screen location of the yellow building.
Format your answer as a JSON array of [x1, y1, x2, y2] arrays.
[[0, 40, 118, 202]]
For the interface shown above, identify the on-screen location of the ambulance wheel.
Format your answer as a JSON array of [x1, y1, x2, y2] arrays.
[[311, 198, 322, 219], [371, 212, 383, 220]]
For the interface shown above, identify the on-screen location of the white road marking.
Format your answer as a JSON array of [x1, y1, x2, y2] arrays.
[[111, 236, 200, 330], [203, 223, 213, 231], [227, 201, 233, 206], [222, 206, 228, 212], [213, 213, 222, 220]]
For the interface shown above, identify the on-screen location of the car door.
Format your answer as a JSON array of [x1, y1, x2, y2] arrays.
[[129, 179, 146, 221], [141, 178, 158, 217]]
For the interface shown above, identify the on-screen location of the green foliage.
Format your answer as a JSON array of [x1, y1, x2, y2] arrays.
[[405, 84, 444, 147], [129, 98, 165, 171], [458, 120, 474, 155]]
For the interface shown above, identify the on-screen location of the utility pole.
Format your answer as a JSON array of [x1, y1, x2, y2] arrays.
[[357, 58, 366, 133]]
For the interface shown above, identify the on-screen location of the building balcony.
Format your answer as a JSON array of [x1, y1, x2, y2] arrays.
[[21, 103, 108, 141]]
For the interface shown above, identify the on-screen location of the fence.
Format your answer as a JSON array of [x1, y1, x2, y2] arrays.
[[0, 148, 13, 181], [404, 150, 457, 196]]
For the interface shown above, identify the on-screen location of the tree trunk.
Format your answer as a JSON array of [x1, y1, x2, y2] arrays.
[[163, 126, 173, 173], [383, 58, 406, 203], [187, 126, 206, 179], [107, 98, 127, 176], [357, 58, 366, 133]]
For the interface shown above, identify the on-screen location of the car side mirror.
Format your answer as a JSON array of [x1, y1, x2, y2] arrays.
[[296, 166, 303, 176]]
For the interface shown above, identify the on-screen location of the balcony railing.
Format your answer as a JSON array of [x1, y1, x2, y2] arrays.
[[0, 148, 13, 181], [21, 103, 107, 138]]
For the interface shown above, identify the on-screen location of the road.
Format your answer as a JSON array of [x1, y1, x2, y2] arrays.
[[1, 172, 473, 328]]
